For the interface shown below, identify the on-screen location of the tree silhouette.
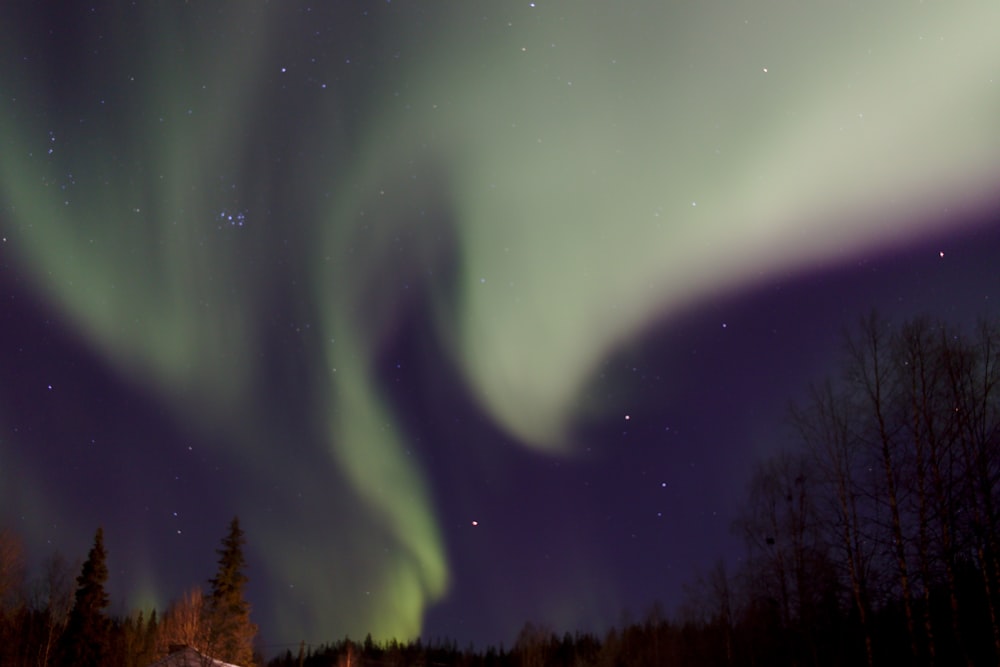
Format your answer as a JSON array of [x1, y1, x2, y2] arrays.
[[783, 313, 1000, 666], [793, 380, 876, 667], [59, 527, 111, 667], [206, 516, 257, 665]]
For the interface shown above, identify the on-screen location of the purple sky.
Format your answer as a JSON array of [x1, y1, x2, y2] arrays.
[[1, 1, 999, 656]]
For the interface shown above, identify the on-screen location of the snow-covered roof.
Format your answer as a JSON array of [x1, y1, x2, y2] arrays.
[[146, 645, 243, 667]]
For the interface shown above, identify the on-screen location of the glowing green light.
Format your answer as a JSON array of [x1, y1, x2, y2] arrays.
[[2, 0, 999, 643]]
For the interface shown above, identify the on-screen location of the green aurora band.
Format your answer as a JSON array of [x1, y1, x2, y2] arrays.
[[2, 0, 999, 643]]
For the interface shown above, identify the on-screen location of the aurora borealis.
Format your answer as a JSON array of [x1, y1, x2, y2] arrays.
[[2, 0, 999, 653]]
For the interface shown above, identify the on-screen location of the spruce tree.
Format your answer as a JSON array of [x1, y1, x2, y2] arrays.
[[59, 527, 111, 667], [206, 516, 257, 665]]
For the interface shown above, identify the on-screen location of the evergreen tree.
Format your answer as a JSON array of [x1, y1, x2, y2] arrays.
[[59, 527, 111, 667], [206, 516, 257, 665]]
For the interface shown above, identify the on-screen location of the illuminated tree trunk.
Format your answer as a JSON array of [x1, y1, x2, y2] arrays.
[[157, 587, 209, 657], [37, 552, 75, 667]]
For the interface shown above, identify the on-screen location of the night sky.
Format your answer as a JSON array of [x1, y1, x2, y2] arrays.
[[1, 0, 999, 655]]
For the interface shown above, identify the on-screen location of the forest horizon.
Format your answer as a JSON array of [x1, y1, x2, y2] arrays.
[[3, 311, 1000, 666]]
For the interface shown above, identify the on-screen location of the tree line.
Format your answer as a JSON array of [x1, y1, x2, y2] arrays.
[[269, 314, 1000, 666], [4, 313, 999, 666], [722, 313, 1000, 667], [0, 517, 257, 667]]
